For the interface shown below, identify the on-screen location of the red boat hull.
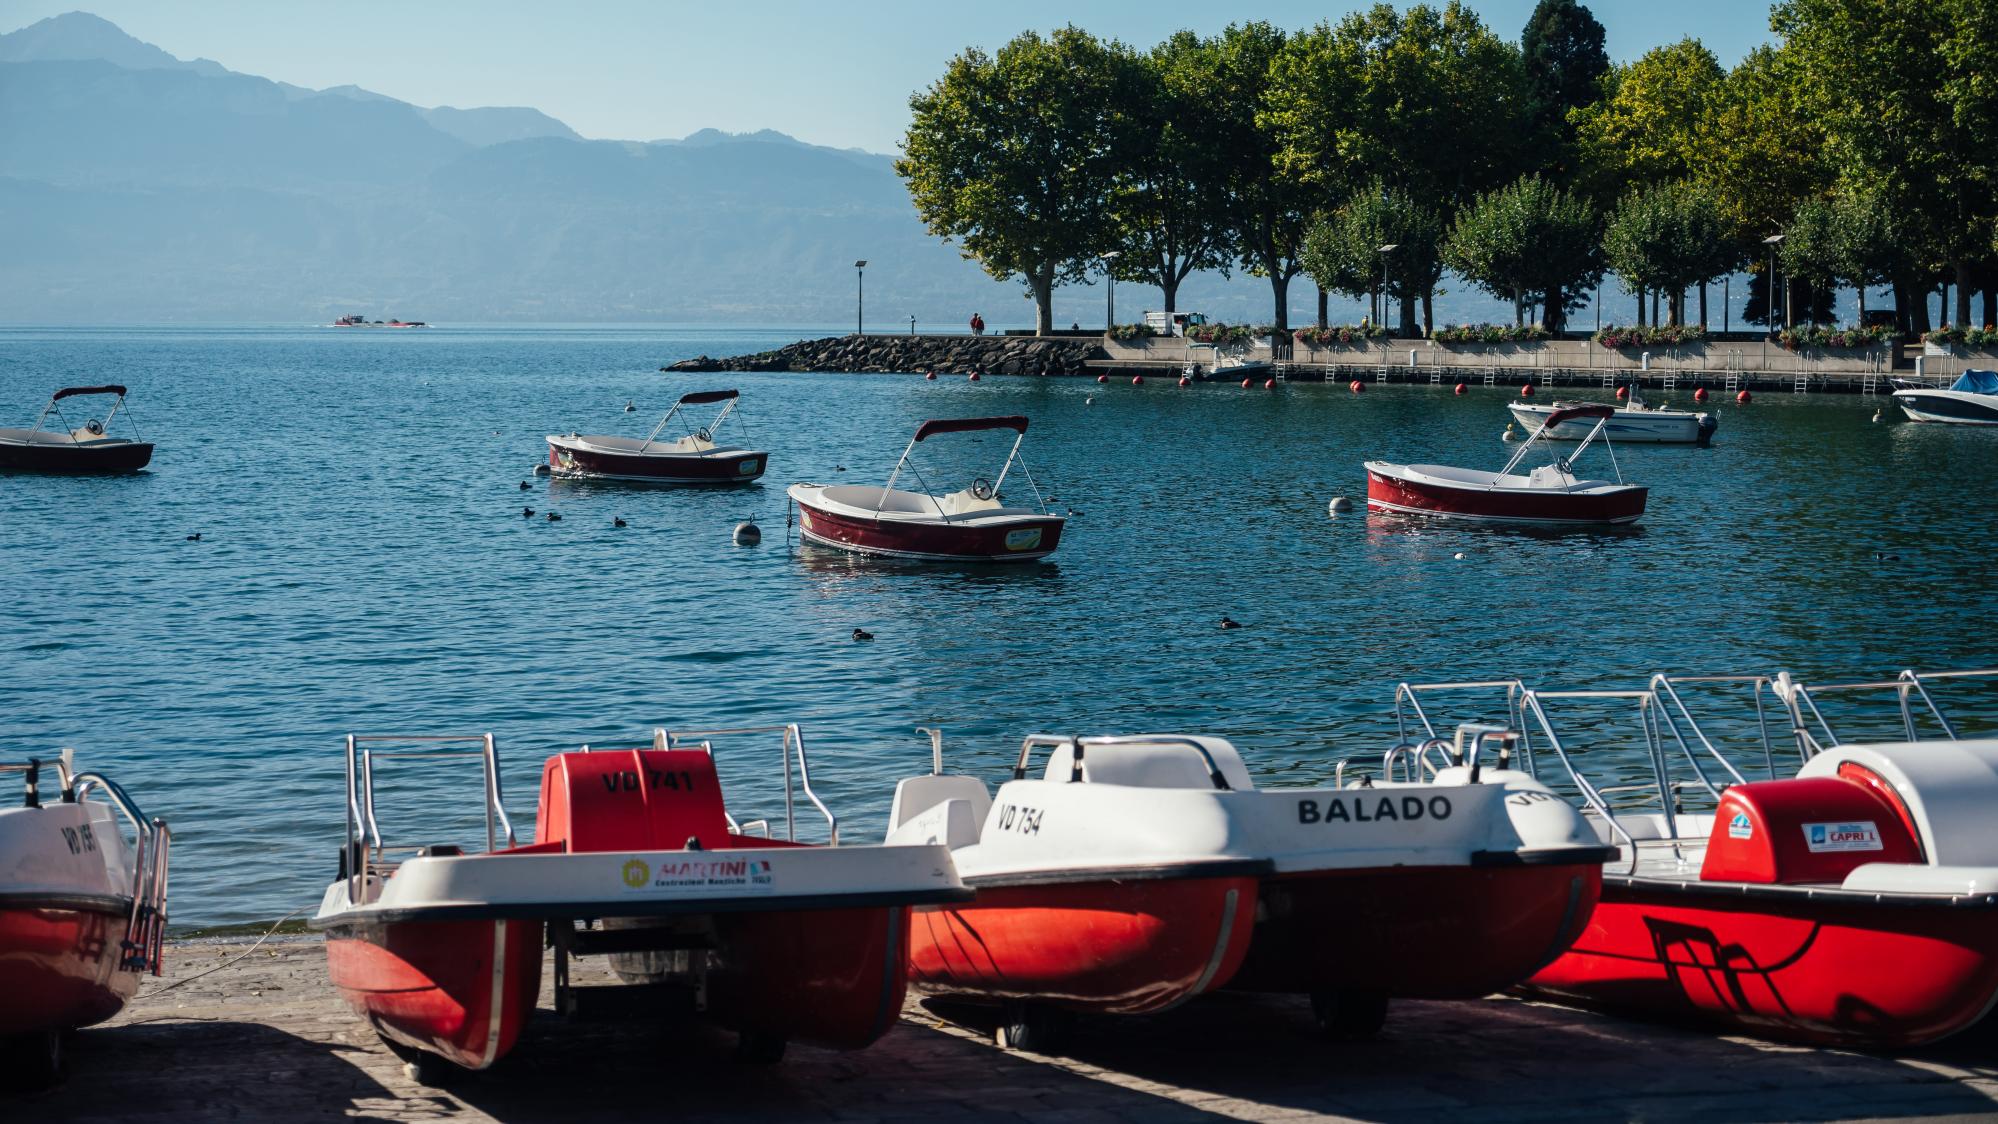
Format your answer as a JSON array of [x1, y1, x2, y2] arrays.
[[326, 918, 544, 1070], [1229, 863, 1600, 997], [0, 903, 139, 1034], [908, 875, 1258, 1015], [1526, 883, 1998, 1048], [707, 906, 916, 1049], [547, 440, 765, 484], [794, 499, 1064, 562], [1366, 467, 1645, 526]]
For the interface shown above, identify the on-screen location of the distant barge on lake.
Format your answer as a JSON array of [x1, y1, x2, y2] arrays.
[[331, 315, 427, 328]]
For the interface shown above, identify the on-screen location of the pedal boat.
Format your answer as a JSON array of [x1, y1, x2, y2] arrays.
[[312, 727, 968, 1080], [1509, 392, 1716, 445], [883, 725, 1612, 1046], [0, 751, 171, 1087], [546, 389, 766, 483], [1409, 669, 1998, 1049], [1367, 405, 1646, 526], [787, 416, 1064, 562], [0, 386, 153, 474]]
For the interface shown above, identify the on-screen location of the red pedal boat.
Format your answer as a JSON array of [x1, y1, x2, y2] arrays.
[[883, 725, 1612, 1049], [787, 416, 1064, 562], [0, 386, 153, 474], [1400, 668, 1998, 1049], [547, 389, 766, 483], [1365, 404, 1646, 525], [0, 751, 171, 1088], [313, 726, 968, 1082]]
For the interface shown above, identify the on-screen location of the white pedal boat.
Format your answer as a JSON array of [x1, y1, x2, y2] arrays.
[[883, 725, 1613, 1047]]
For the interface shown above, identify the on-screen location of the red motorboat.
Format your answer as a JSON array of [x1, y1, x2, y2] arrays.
[[883, 725, 1611, 1049], [546, 390, 766, 484], [1365, 404, 1646, 525], [314, 726, 967, 1083], [786, 416, 1064, 562], [1399, 668, 1998, 1049], [0, 386, 153, 474], [0, 750, 171, 1087]]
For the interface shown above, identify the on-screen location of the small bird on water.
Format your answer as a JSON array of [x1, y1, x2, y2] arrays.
[[852, 628, 874, 641], [613, 517, 627, 528], [185, 533, 201, 542], [1220, 616, 1241, 630], [547, 512, 562, 522], [624, 400, 636, 412], [519, 481, 531, 491], [522, 507, 535, 518]]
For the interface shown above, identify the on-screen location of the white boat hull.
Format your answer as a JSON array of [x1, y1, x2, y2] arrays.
[[1893, 389, 1998, 425], [1508, 403, 1714, 444]]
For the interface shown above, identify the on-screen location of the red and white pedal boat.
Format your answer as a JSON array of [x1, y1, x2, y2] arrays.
[[1366, 404, 1647, 525], [313, 726, 968, 1082], [547, 389, 766, 483], [883, 724, 1613, 1048], [0, 750, 170, 1087], [787, 416, 1064, 562], [1402, 668, 1998, 1048]]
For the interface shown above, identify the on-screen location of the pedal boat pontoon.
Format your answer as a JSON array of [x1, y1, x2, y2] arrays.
[[1400, 669, 1998, 1048], [1509, 392, 1716, 445], [546, 389, 767, 483], [0, 752, 170, 1087], [882, 725, 1613, 1047], [787, 416, 1064, 562], [313, 726, 968, 1081], [1366, 404, 1647, 526], [0, 386, 154, 474]]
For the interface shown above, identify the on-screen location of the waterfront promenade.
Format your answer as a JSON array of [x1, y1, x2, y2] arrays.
[[26, 939, 1998, 1122]]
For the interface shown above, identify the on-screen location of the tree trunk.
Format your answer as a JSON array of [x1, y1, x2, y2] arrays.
[[1983, 285, 1995, 330], [1399, 292, 1418, 338], [1270, 273, 1290, 333], [1422, 289, 1434, 337], [1652, 290, 1660, 326], [1513, 288, 1524, 327], [1161, 277, 1178, 315], [1699, 282, 1709, 328], [1317, 286, 1328, 330], [1857, 284, 1867, 321], [1956, 262, 1972, 328], [1893, 283, 1909, 337], [1032, 270, 1054, 336], [1636, 286, 1646, 328], [1544, 283, 1564, 332]]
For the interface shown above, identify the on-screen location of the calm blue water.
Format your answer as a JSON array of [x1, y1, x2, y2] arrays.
[[2, 325, 1994, 927]]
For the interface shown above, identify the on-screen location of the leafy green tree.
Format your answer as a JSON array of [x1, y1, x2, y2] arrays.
[[1443, 174, 1601, 327], [1520, 0, 1609, 181], [1105, 33, 1233, 315], [1300, 181, 1444, 336], [1603, 181, 1735, 326], [1201, 22, 1317, 332], [1571, 39, 1726, 202], [898, 27, 1136, 336]]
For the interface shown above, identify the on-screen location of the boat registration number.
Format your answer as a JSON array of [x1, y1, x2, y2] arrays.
[[1004, 528, 1042, 551]]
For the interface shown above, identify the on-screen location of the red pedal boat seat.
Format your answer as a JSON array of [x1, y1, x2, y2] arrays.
[[536, 750, 732, 853], [1701, 777, 1922, 884]]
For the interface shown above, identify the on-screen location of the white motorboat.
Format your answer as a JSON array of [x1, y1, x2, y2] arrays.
[[1893, 370, 1998, 425], [1509, 392, 1716, 445], [1367, 405, 1649, 526]]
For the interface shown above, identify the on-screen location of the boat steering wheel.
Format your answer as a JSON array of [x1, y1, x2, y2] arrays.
[[969, 477, 995, 501], [694, 427, 712, 442], [83, 419, 104, 436], [1552, 456, 1573, 475]]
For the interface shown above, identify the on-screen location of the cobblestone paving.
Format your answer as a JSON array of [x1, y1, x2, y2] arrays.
[[16, 939, 1998, 1122]]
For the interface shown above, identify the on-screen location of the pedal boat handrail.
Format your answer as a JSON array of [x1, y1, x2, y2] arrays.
[[658, 723, 837, 845], [1012, 733, 1234, 790], [343, 733, 515, 908]]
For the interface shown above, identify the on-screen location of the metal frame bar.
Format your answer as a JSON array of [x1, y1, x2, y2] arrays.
[[69, 769, 169, 974], [343, 733, 514, 906], [660, 724, 838, 844]]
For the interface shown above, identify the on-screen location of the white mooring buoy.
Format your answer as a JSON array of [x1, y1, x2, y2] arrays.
[[532, 463, 552, 476], [733, 521, 762, 546], [1328, 496, 1353, 514]]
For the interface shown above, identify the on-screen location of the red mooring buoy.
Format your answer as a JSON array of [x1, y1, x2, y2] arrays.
[[1178, 376, 1190, 387], [1737, 389, 1753, 403], [1454, 382, 1468, 395], [1694, 386, 1709, 402], [1349, 380, 1365, 393], [1520, 383, 1536, 398], [924, 371, 937, 380], [1264, 378, 1277, 390], [1097, 373, 1109, 384], [1132, 375, 1144, 386], [1241, 378, 1253, 388], [968, 372, 981, 382], [1616, 385, 1630, 400]]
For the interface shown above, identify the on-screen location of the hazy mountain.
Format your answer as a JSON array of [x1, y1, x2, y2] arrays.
[[423, 105, 579, 147], [0, 11, 230, 77]]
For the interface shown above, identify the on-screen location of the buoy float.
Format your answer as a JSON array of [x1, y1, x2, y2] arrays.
[[1693, 386, 1708, 402], [1349, 380, 1365, 393], [1453, 552, 1466, 561], [1097, 374, 1109, 384], [1264, 378, 1277, 390], [925, 371, 937, 380], [1616, 385, 1630, 401], [1737, 389, 1753, 403], [1177, 376, 1190, 388], [1131, 375, 1144, 386], [1241, 378, 1253, 388], [1328, 496, 1353, 514], [733, 521, 762, 546], [1502, 422, 1519, 442], [968, 372, 981, 382], [1520, 383, 1535, 398], [1085, 397, 1095, 405], [532, 463, 551, 476], [1454, 383, 1467, 395], [1872, 408, 1884, 423]]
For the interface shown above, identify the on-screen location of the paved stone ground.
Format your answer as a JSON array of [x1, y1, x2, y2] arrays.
[[15, 938, 1998, 1122]]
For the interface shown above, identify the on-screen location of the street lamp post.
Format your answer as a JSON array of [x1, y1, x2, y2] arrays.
[[854, 260, 867, 335], [1377, 244, 1399, 336], [1099, 251, 1121, 331], [908, 315, 917, 336], [1761, 235, 1784, 337], [1724, 275, 1731, 334]]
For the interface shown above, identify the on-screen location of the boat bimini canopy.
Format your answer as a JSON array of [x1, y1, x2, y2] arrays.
[[877, 416, 1048, 519], [1500, 403, 1624, 483], [638, 389, 744, 452], [27, 385, 139, 441]]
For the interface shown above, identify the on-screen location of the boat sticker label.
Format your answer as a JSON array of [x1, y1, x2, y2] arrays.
[[1296, 795, 1452, 825], [1004, 528, 1043, 551], [995, 803, 1043, 835], [1728, 812, 1753, 840], [619, 855, 777, 895], [1803, 821, 1882, 852]]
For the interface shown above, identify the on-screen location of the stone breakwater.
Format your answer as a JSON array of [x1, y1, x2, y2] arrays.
[[664, 334, 1105, 376]]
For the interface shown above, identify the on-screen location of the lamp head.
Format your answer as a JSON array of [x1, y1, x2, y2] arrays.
[[855, 259, 868, 268]]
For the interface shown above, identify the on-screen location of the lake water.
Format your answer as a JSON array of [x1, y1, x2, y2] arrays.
[[2, 325, 1994, 928]]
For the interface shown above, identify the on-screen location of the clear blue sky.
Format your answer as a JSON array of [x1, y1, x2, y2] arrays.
[[0, 1, 1777, 153]]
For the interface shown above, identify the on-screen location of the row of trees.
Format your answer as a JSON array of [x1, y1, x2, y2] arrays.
[[898, 0, 1998, 338]]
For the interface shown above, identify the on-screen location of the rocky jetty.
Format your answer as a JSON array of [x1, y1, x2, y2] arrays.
[[663, 334, 1104, 376]]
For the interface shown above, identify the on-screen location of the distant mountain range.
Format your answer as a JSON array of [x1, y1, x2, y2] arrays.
[[0, 11, 1496, 326]]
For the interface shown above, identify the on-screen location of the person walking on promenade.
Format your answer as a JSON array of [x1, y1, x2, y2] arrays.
[[970, 312, 985, 337]]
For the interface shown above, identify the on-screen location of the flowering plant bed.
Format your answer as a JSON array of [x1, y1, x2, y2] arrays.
[[1779, 324, 1896, 350], [1433, 323, 1550, 344], [1185, 322, 1270, 345], [1923, 325, 1998, 347], [1592, 324, 1706, 348], [1108, 323, 1160, 341], [1293, 325, 1386, 345]]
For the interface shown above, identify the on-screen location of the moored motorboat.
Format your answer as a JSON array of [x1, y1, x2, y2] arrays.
[[547, 389, 767, 483], [1366, 404, 1647, 525], [1400, 668, 1998, 1049], [0, 386, 154, 474], [787, 416, 1064, 562], [1509, 393, 1716, 445], [0, 751, 171, 1088], [1893, 369, 1998, 425], [313, 726, 967, 1082], [884, 724, 1611, 1048]]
